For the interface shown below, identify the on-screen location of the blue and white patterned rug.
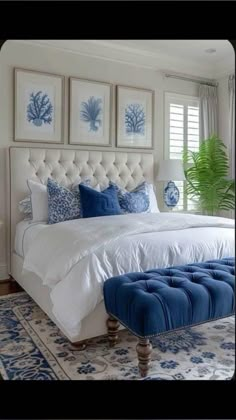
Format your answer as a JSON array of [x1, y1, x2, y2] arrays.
[[0, 292, 235, 380]]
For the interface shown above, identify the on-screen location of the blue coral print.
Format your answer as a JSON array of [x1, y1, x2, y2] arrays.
[[125, 103, 145, 135], [80, 96, 102, 132], [27, 91, 53, 127]]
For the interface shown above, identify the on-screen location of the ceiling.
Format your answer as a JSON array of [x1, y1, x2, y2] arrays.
[[19, 39, 234, 79]]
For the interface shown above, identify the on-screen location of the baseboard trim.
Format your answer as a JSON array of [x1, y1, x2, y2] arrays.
[[0, 265, 9, 281]]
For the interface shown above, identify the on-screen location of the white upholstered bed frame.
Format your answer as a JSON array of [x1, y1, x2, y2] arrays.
[[9, 146, 154, 343]]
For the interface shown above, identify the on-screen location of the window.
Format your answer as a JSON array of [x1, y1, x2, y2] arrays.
[[165, 93, 200, 211]]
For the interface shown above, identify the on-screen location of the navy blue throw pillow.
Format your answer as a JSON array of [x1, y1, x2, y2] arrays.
[[79, 184, 122, 218]]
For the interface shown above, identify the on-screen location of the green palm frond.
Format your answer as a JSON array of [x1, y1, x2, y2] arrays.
[[183, 135, 235, 216]]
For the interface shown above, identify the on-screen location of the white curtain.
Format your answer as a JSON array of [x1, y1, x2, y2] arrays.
[[199, 84, 218, 140], [228, 74, 235, 179]]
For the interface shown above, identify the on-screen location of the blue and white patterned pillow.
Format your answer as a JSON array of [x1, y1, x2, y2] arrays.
[[110, 181, 150, 214], [47, 178, 91, 224], [18, 196, 32, 219]]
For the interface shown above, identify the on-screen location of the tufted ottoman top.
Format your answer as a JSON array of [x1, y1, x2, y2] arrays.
[[103, 258, 235, 338]]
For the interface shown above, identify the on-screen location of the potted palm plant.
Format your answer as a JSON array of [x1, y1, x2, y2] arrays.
[[183, 135, 235, 216]]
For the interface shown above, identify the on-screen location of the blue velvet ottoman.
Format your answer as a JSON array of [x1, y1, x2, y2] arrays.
[[103, 257, 235, 377]]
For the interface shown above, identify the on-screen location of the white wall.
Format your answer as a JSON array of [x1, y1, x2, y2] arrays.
[[0, 40, 199, 279]]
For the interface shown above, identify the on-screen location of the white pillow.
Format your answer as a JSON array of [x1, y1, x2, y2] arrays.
[[27, 177, 101, 223], [147, 183, 160, 213], [27, 179, 48, 222]]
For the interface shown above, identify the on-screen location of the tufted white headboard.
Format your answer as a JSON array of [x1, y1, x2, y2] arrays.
[[9, 147, 154, 270]]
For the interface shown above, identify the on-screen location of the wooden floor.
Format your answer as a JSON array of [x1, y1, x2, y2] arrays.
[[0, 279, 23, 296]]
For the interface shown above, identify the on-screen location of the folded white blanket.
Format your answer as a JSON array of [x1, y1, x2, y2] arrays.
[[22, 212, 234, 337]]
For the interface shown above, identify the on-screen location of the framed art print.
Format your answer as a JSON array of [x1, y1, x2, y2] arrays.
[[116, 85, 154, 149], [69, 77, 112, 146], [14, 68, 64, 143]]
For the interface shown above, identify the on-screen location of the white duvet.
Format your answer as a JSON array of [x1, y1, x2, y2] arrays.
[[23, 212, 235, 338]]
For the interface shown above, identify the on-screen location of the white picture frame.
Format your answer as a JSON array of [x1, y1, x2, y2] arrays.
[[69, 77, 112, 146], [116, 85, 154, 149], [14, 68, 64, 143]]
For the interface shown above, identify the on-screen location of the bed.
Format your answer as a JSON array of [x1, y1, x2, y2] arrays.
[[9, 147, 235, 344], [9, 147, 154, 343]]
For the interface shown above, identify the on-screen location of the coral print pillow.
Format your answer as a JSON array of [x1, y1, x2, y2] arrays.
[[111, 182, 150, 214], [110, 181, 160, 214], [47, 178, 91, 224]]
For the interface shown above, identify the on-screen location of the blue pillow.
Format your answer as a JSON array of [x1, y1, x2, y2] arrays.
[[110, 181, 150, 213], [47, 178, 90, 224], [79, 184, 122, 218]]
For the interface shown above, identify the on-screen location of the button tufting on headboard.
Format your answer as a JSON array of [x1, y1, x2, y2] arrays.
[[9, 147, 154, 268]]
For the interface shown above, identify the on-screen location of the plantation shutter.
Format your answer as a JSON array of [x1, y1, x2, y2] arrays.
[[165, 93, 200, 211]]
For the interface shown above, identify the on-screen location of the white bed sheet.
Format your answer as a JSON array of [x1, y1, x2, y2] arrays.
[[14, 220, 47, 258], [22, 212, 235, 340]]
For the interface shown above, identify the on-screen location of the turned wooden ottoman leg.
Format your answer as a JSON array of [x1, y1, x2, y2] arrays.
[[106, 316, 120, 347], [136, 338, 152, 377], [70, 340, 87, 351]]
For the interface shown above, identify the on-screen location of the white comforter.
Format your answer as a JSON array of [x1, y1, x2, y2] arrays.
[[23, 212, 235, 338]]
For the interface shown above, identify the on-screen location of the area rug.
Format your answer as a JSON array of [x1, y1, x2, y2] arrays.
[[0, 292, 235, 380]]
